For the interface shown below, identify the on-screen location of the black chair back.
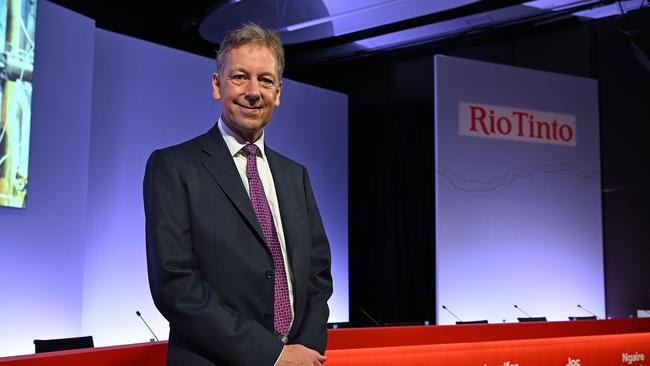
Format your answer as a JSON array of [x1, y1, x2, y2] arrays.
[[34, 336, 94, 353]]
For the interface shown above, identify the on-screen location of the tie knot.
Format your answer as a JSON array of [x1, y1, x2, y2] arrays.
[[244, 144, 258, 157]]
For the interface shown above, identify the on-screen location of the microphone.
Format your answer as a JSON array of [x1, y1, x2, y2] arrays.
[[136, 310, 159, 341], [442, 305, 463, 323], [359, 308, 381, 327], [514, 304, 532, 317], [577, 304, 599, 320]]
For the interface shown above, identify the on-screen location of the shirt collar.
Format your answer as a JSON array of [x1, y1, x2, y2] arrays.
[[218, 117, 266, 160]]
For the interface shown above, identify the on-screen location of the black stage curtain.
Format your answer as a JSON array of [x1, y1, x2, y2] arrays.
[[348, 100, 436, 327]]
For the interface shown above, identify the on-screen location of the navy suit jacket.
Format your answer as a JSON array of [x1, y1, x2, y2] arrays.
[[143, 124, 333, 365]]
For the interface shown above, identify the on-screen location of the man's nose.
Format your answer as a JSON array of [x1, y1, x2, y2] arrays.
[[244, 79, 261, 103]]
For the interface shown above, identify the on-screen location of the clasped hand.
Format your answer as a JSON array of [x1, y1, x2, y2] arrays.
[[277, 344, 327, 366]]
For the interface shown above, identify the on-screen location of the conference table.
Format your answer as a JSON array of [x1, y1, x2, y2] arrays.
[[1, 318, 649, 365]]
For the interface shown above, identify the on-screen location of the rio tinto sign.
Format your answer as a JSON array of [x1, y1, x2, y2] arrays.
[[459, 102, 576, 146]]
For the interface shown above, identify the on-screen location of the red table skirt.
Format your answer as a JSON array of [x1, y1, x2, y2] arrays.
[[1, 318, 649, 365], [326, 332, 650, 365]]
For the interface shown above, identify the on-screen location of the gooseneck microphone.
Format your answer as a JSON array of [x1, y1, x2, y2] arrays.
[[442, 305, 463, 323], [514, 304, 532, 317], [136, 310, 159, 341], [577, 304, 599, 320], [359, 308, 382, 327]]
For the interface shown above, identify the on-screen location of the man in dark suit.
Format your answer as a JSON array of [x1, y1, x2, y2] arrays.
[[143, 23, 333, 366]]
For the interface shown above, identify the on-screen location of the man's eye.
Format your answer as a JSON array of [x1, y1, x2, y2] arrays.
[[260, 78, 275, 87], [232, 74, 247, 81]]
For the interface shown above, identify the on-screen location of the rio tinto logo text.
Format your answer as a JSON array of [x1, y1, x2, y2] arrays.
[[459, 102, 576, 146]]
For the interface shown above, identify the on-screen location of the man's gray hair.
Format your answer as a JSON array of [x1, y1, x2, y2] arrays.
[[215, 23, 285, 79]]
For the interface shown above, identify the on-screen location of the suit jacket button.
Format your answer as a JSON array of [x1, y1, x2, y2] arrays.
[[265, 270, 273, 279], [264, 312, 272, 320]]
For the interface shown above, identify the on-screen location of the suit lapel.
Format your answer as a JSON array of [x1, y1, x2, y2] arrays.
[[200, 126, 266, 245]]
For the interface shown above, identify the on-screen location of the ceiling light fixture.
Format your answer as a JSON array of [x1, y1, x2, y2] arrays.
[[280, 0, 409, 32]]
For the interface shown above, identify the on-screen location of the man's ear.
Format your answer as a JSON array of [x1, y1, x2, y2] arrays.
[[274, 80, 282, 107], [212, 73, 222, 101]]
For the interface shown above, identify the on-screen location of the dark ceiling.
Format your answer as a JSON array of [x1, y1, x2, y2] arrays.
[[42, 1, 538, 61], [46, 0, 649, 77], [48, 0, 220, 57]]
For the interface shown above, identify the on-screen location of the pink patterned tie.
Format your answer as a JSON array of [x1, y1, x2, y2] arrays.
[[244, 144, 292, 335]]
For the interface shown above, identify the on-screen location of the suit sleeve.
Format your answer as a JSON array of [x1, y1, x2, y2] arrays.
[[291, 168, 334, 353], [143, 149, 284, 365]]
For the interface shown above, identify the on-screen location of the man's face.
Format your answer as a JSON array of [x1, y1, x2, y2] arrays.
[[212, 43, 282, 142]]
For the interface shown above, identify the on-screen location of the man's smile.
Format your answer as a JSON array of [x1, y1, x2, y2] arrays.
[[235, 101, 263, 110]]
